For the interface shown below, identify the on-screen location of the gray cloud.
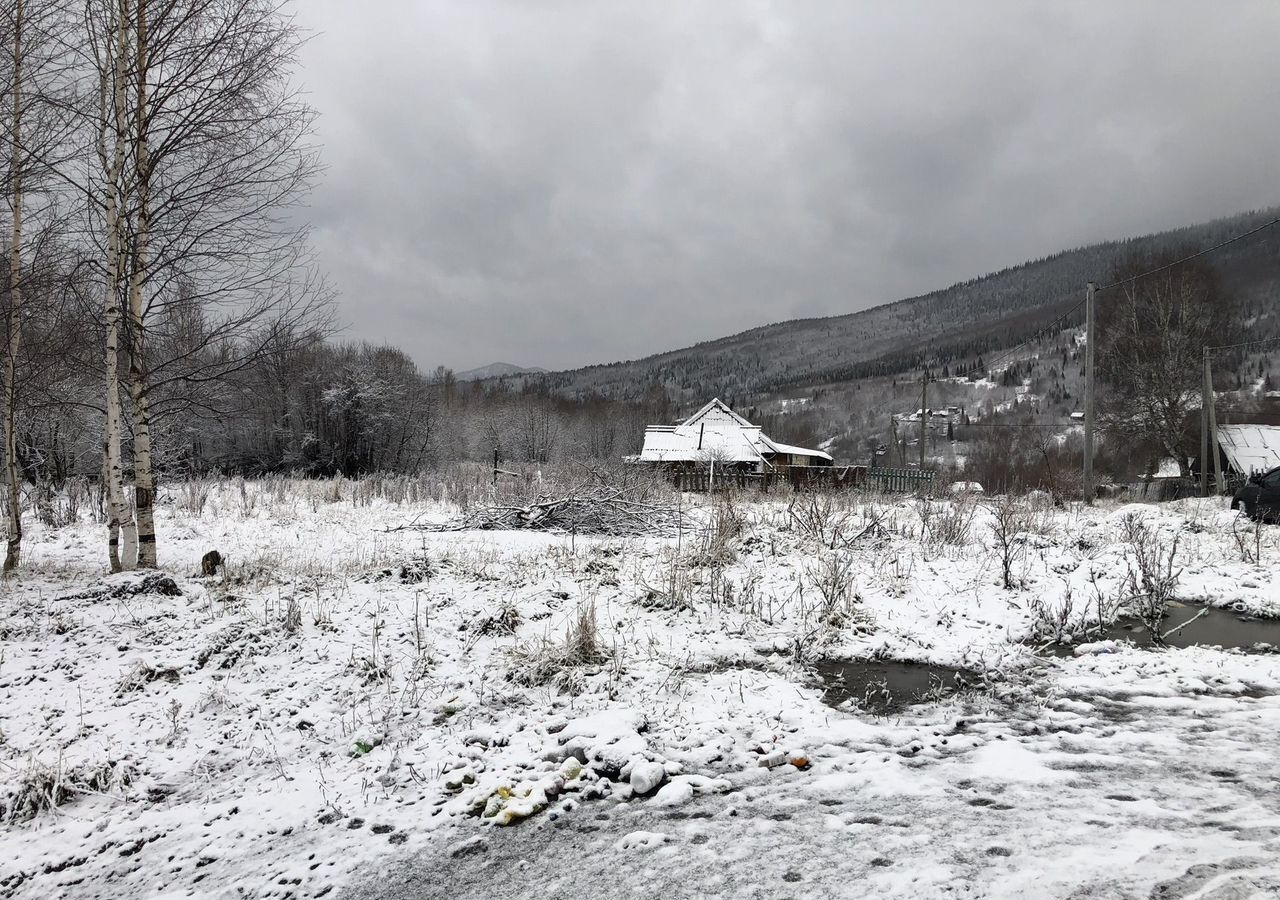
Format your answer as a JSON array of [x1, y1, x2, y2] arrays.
[[293, 0, 1280, 371]]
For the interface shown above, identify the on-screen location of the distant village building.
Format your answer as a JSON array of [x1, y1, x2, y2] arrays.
[[634, 398, 833, 471]]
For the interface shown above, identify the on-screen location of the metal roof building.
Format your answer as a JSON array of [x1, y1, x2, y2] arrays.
[[1217, 424, 1280, 475], [636, 398, 833, 470]]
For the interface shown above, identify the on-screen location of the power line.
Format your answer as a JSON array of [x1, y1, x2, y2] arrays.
[[1096, 215, 1280, 292], [980, 297, 1086, 374], [980, 214, 1280, 377], [1206, 335, 1280, 353], [962, 422, 1078, 428]]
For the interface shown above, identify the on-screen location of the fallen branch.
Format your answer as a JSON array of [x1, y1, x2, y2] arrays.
[[391, 487, 689, 537], [1160, 606, 1210, 642]]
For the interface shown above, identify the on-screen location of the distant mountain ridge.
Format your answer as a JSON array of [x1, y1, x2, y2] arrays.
[[456, 362, 548, 381], [520, 207, 1280, 408]]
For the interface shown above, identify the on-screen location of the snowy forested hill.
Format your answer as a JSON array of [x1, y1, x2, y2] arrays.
[[522, 207, 1280, 408]]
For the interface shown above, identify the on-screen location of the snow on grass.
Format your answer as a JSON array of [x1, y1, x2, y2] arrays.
[[1, 480, 1278, 897]]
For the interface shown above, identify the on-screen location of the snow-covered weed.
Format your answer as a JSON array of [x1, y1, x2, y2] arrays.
[[469, 598, 522, 637], [877, 550, 915, 598], [1230, 512, 1265, 564], [2, 756, 134, 824], [639, 548, 695, 612], [685, 498, 742, 567], [115, 659, 181, 696], [1029, 582, 1080, 645], [1031, 570, 1126, 646], [283, 596, 303, 633], [176, 479, 213, 517], [507, 601, 605, 695]]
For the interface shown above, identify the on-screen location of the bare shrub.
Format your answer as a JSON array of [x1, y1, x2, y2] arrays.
[[1230, 512, 1264, 564], [988, 496, 1032, 589], [806, 550, 860, 625], [788, 494, 852, 548], [507, 601, 605, 695], [918, 496, 977, 549], [1121, 517, 1181, 642]]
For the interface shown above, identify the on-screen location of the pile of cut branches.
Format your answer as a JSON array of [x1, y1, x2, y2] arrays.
[[397, 487, 687, 537]]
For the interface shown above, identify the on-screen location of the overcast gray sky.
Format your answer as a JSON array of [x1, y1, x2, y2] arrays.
[[293, 1, 1280, 373]]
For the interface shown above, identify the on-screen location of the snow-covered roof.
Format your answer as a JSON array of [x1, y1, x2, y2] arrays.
[[638, 422, 768, 464], [1217, 424, 1280, 475], [678, 397, 755, 429], [637, 398, 830, 465], [761, 437, 834, 462]]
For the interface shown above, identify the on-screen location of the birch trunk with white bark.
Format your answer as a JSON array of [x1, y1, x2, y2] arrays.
[[3, 0, 24, 574], [126, 0, 155, 567], [102, 0, 133, 572]]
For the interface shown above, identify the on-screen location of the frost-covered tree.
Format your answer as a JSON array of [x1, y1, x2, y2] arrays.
[[1096, 254, 1232, 476]]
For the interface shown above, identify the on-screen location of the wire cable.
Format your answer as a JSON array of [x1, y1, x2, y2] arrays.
[[978, 297, 1086, 374], [977, 215, 1280, 375], [1207, 335, 1280, 353], [960, 422, 1078, 428], [1096, 216, 1280, 292]]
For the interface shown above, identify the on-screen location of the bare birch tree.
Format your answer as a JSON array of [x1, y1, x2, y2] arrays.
[[2, 0, 76, 572], [2, 0, 26, 573], [76, 0, 327, 567], [89, 0, 133, 571]]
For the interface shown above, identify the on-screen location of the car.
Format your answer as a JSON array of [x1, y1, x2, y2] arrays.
[[1231, 466, 1280, 521]]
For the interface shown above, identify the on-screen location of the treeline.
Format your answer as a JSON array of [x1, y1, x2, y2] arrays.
[[208, 343, 669, 476], [17, 332, 669, 481]]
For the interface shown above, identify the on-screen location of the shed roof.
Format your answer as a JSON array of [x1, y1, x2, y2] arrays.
[[1217, 424, 1280, 475], [760, 436, 834, 462]]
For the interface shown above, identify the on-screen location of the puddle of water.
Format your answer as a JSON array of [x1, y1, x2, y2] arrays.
[[812, 659, 976, 714], [1041, 601, 1280, 657]]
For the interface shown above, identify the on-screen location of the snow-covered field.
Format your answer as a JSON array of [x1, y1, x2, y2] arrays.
[[2, 480, 1280, 899]]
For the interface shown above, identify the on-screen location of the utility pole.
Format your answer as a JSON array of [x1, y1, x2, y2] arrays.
[[1206, 354, 1223, 495], [919, 371, 928, 469], [1083, 281, 1096, 502], [1200, 347, 1210, 497]]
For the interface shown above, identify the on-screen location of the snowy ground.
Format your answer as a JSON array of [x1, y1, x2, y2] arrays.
[[2, 480, 1279, 899]]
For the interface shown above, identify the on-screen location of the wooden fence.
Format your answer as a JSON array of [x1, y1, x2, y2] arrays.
[[865, 466, 937, 494], [670, 465, 936, 495]]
